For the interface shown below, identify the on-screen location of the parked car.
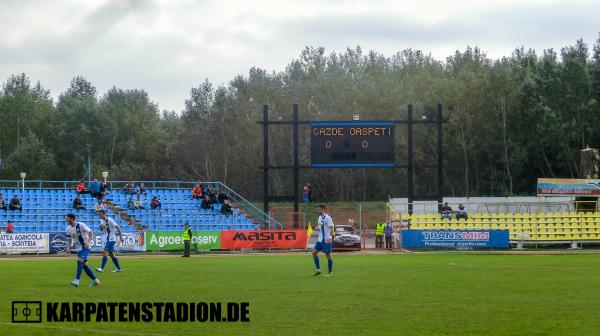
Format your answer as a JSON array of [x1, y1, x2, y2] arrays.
[[332, 225, 361, 251]]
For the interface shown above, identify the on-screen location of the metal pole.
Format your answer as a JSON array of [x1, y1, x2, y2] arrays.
[[437, 104, 444, 205], [262, 105, 270, 223], [17, 115, 20, 147], [359, 203, 363, 248], [407, 105, 414, 215], [437, 104, 444, 209], [87, 144, 92, 182], [293, 104, 299, 227]]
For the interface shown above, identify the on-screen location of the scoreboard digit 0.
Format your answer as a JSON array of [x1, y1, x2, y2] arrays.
[[310, 122, 395, 167]]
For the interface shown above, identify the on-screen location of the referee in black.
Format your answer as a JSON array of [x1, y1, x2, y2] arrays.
[[182, 223, 193, 257]]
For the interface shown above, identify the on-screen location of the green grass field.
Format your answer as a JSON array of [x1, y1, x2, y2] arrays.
[[1, 253, 599, 336]]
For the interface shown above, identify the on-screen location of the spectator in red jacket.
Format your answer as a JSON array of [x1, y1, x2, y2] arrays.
[[192, 184, 202, 199], [303, 185, 309, 203], [76, 180, 86, 194], [150, 196, 162, 210], [6, 220, 14, 233]]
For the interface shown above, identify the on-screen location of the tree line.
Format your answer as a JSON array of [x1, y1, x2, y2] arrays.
[[1, 36, 599, 201]]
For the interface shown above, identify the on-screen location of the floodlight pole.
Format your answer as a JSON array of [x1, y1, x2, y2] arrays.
[[293, 104, 299, 226], [262, 105, 270, 228], [407, 105, 414, 214], [437, 103, 444, 209], [86, 144, 92, 182]]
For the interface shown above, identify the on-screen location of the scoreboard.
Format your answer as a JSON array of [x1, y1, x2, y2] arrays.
[[310, 122, 395, 167]]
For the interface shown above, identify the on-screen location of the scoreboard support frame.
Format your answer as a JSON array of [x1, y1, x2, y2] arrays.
[[259, 104, 445, 227]]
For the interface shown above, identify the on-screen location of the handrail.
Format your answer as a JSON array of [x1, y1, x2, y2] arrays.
[[207, 182, 284, 230]]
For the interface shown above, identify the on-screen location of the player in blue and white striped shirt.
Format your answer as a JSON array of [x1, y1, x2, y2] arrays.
[[65, 213, 100, 287], [95, 210, 124, 273], [312, 205, 334, 276]]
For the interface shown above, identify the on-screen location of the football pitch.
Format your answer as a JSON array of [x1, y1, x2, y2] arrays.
[[1, 253, 599, 336]]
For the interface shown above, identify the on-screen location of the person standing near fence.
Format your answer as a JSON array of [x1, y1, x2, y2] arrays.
[[375, 221, 385, 248], [392, 221, 401, 250], [303, 184, 309, 203], [182, 223, 193, 257], [384, 222, 393, 248]]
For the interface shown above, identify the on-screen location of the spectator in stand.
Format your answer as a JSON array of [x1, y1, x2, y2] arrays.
[[100, 180, 110, 198], [307, 184, 313, 203], [150, 196, 162, 210], [126, 197, 136, 210], [384, 222, 394, 248], [0, 193, 6, 210], [201, 195, 213, 210], [72, 195, 86, 210], [76, 180, 87, 195], [455, 203, 468, 220], [134, 195, 145, 209], [6, 220, 14, 233], [440, 202, 453, 220], [123, 183, 133, 195], [303, 184, 309, 203], [217, 190, 229, 204], [139, 183, 146, 195], [392, 221, 401, 249], [220, 199, 233, 216], [9, 195, 22, 211], [208, 187, 217, 204], [89, 178, 101, 199], [192, 184, 202, 200]]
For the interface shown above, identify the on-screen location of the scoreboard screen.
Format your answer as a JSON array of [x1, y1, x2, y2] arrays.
[[311, 122, 395, 167]]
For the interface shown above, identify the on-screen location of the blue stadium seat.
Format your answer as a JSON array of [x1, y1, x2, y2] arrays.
[[0, 186, 259, 235]]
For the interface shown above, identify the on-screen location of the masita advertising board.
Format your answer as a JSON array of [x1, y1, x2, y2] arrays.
[[0, 233, 49, 254]]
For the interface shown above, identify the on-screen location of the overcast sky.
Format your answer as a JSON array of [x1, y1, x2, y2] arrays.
[[0, 0, 599, 112]]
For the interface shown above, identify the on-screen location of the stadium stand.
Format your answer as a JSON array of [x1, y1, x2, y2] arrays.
[[0, 185, 260, 234], [388, 197, 600, 244], [395, 211, 600, 241]]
